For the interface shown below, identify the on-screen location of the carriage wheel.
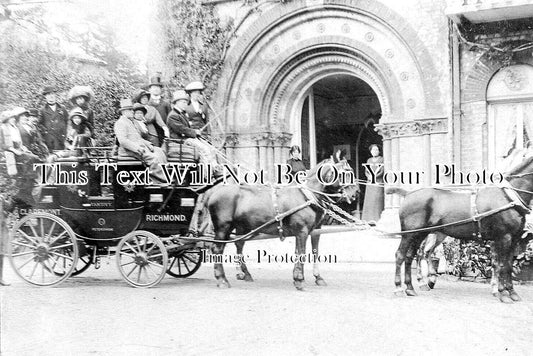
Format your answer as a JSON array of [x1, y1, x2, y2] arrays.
[[166, 244, 203, 278], [9, 213, 78, 286], [116, 231, 168, 288], [54, 248, 92, 277]]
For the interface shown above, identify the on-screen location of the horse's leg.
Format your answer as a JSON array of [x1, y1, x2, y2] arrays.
[[493, 233, 514, 303], [506, 235, 521, 302], [490, 244, 499, 297], [293, 231, 309, 291], [235, 241, 253, 282], [417, 234, 432, 291], [395, 236, 411, 296], [310, 232, 326, 286], [212, 223, 232, 288], [427, 232, 446, 290], [404, 234, 425, 297]]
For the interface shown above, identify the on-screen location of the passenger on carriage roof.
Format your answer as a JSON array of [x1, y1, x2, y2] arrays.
[[132, 88, 169, 147], [167, 89, 218, 168], [114, 99, 168, 184], [68, 86, 95, 138], [143, 76, 172, 126], [66, 108, 93, 154], [185, 81, 210, 138], [39, 85, 69, 151]]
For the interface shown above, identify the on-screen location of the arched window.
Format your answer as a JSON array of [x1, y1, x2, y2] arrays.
[[487, 64, 533, 171]]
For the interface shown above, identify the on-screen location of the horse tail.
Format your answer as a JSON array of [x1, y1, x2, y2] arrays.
[[385, 187, 410, 196]]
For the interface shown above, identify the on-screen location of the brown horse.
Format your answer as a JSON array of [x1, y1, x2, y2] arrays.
[[203, 154, 357, 290], [392, 156, 533, 303]]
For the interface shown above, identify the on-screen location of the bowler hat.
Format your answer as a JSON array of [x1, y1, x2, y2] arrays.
[[27, 109, 39, 117], [69, 107, 87, 120], [132, 103, 147, 115], [185, 81, 205, 92], [132, 89, 151, 103], [42, 86, 57, 96], [118, 98, 134, 112], [171, 90, 190, 103]]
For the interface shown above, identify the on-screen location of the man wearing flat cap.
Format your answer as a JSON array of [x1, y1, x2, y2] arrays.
[[144, 76, 172, 125], [185, 81, 210, 138], [114, 99, 168, 184], [39, 85, 69, 151]]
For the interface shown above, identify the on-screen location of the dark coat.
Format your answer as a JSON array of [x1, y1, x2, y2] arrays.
[[39, 103, 69, 150], [72, 105, 95, 137], [148, 99, 172, 125], [185, 101, 209, 133], [18, 123, 49, 159], [286, 158, 307, 176], [167, 108, 197, 139]]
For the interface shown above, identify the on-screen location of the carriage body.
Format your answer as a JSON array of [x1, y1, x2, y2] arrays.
[[9, 145, 204, 288]]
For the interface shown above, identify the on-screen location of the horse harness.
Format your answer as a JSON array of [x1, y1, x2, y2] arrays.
[[469, 181, 531, 239]]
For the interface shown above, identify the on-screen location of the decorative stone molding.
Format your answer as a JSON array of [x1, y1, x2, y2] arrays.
[[375, 118, 448, 139]]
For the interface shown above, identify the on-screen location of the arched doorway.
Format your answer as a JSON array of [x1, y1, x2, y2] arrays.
[[299, 74, 382, 215]]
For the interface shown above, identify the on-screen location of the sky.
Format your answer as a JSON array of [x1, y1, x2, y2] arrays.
[[45, 0, 152, 71]]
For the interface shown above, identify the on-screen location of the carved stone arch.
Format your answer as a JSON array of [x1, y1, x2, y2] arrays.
[[217, 0, 444, 125]]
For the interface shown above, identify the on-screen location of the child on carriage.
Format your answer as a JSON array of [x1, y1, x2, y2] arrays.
[[66, 108, 93, 156]]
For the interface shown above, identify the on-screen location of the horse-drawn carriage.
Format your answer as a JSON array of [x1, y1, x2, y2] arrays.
[[8, 145, 206, 288], [6, 144, 362, 289]]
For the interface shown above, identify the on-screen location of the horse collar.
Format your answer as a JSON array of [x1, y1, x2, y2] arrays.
[[499, 180, 532, 215]]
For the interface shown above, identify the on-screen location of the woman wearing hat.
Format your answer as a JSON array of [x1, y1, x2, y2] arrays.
[[0, 108, 42, 207], [39, 85, 69, 151], [114, 99, 168, 184], [133, 89, 169, 147], [68, 86, 95, 138], [65, 108, 93, 153]]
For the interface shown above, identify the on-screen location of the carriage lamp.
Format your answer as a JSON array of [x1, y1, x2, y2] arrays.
[[40, 195, 54, 203], [149, 194, 164, 203], [180, 198, 195, 207]]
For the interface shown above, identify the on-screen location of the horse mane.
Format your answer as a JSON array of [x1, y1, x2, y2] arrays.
[[506, 155, 533, 176]]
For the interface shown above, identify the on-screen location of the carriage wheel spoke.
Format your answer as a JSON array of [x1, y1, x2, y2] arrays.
[[47, 221, 57, 239], [40, 218, 45, 241], [124, 242, 139, 254], [137, 264, 142, 283], [17, 231, 39, 246], [147, 260, 164, 269], [50, 252, 74, 261], [146, 264, 159, 279], [41, 262, 45, 283], [182, 253, 198, 264], [177, 258, 182, 275], [11, 241, 35, 249], [12, 250, 36, 258], [49, 231, 68, 246], [17, 255, 37, 269], [120, 260, 136, 268], [28, 261, 39, 279], [180, 257, 191, 273], [146, 243, 157, 255], [134, 236, 142, 252], [126, 264, 138, 277], [49, 243, 73, 251], [28, 223, 40, 242]]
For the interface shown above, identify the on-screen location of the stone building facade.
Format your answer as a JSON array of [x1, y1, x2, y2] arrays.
[[149, 0, 533, 223]]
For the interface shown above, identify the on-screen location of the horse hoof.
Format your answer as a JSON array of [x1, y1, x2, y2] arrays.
[[243, 274, 254, 282], [217, 280, 231, 289], [427, 281, 436, 289], [294, 281, 304, 291], [393, 288, 405, 297], [492, 292, 499, 298], [510, 291, 522, 302], [405, 289, 417, 297], [236, 273, 245, 280], [315, 277, 327, 286], [499, 294, 514, 303], [419, 284, 431, 291]]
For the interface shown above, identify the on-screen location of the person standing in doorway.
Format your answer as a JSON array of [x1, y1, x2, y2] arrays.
[[361, 144, 384, 222], [286, 145, 307, 178]]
